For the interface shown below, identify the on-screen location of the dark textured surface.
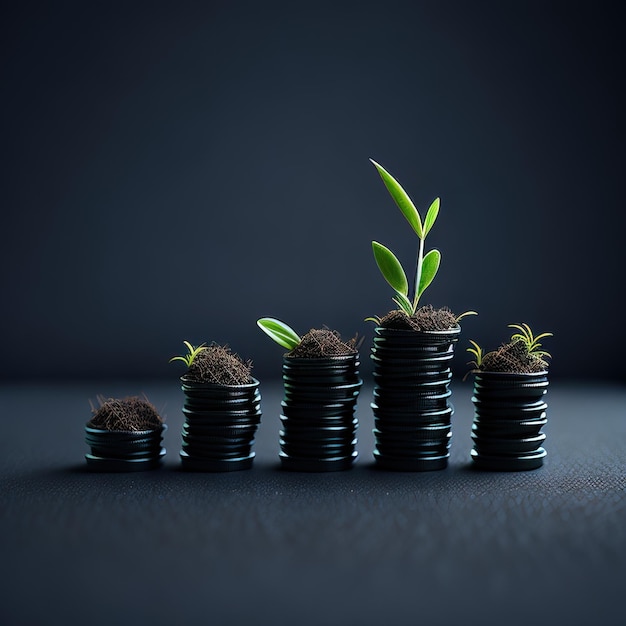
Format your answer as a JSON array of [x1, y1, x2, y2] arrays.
[[1, 380, 625, 625]]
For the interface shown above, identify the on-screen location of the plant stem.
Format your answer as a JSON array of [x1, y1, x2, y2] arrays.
[[413, 236, 425, 312]]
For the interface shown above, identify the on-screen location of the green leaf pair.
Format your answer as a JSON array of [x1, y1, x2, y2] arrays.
[[370, 160, 440, 241], [508, 323, 553, 358], [371, 242, 440, 314], [369, 159, 441, 314]]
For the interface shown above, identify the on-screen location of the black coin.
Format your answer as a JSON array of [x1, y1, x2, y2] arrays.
[[279, 421, 358, 440], [180, 450, 255, 472], [282, 371, 359, 385], [373, 425, 451, 441], [85, 448, 166, 472], [470, 448, 546, 471], [183, 398, 262, 414], [181, 432, 254, 446], [375, 441, 450, 458], [182, 412, 262, 426], [280, 435, 356, 447], [471, 433, 546, 455], [473, 372, 548, 387], [473, 382, 548, 401], [181, 444, 252, 460], [472, 396, 547, 413], [88, 445, 161, 460], [279, 428, 355, 443], [279, 414, 357, 428], [84, 434, 161, 448], [373, 450, 449, 472], [471, 417, 546, 438], [182, 422, 258, 439], [372, 357, 450, 371], [282, 355, 359, 371], [279, 451, 358, 472], [84, 425, 166, 442]]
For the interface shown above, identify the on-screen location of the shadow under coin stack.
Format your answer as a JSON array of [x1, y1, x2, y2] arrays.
[[371, 327, 460, 471], [470, 371, 549, 471], [85, 425, 166, 472], [279, 355, 362, 472], [179, 378, 262, 471]]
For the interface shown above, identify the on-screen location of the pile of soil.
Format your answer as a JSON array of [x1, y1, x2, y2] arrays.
[[88, 396, 164, 431], [287, 328, 358, 358], [480, 339, 548, 373], [379, 305, 458, 331], [186, 344, 254, 385]]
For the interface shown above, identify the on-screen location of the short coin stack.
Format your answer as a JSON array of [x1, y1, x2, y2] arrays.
[[85, 425, 166, 472], [179, 378, 262, 471], [279, 355, 362, 472], [470, 371, 549, 471]]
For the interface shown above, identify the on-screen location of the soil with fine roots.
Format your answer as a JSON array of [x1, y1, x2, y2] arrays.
[[88, 396, 164, 431]]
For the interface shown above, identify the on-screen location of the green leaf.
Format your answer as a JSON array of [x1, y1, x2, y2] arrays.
[[364, 316, 381, 324], [423, 197, 440, 237], [456, 310, 478, 322], [370, 159, 423, 238], [466, 340, 483, 366], [169, 355, 189, 365], [170, 341, 206, 367], [372, 241, 408, 295], [509, 323, 530, 342], [392, 292, 414, 316], [533, 332, 554, 342], [257, 318, 301, 350], [417, 249, 441, 299]]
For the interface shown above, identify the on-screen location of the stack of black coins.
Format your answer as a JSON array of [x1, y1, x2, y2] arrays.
[[470, 371, 549, 471], [279, 355, 362, 472], [371, 326, 460, 471], [179, 378, 262, 472], [85, 425, 166, 471]]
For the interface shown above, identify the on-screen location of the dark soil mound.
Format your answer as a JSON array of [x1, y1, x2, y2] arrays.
[[88, 396, 164, 431], [186, 344, 253, 385], [379, 305, 458, 331], [287, 328, 358, 358], [480, 339, 548, 373]]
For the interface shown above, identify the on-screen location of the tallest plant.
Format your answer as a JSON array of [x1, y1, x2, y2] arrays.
[[370, 158, 441, 316], [367, 158, 475, 472]]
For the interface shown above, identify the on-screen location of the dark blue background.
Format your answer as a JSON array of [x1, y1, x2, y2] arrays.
[[2, 1, 623, 381]]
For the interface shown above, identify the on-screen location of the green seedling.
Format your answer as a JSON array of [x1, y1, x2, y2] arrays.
[[369, 159, 441, 315], [369, 159, 439, 315], [257, 317, 301, 350], [508, 323, 553, 359], [466, 340, 484, 368], [170, 341, 207, 367], [466, 323, 553, 372], [369, 159, 476, 323]]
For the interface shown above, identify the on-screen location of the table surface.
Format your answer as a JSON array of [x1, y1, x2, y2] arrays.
[[1, 380, 625, 626]]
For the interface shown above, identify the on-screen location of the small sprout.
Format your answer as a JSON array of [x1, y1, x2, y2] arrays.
[[184, 343, 253, 385], [170, 341, 207, 368], [467, 323, 553, 375], [257, 317, 301, 350], [508, 323, 553, 359], [466, 340, 484, 368]]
